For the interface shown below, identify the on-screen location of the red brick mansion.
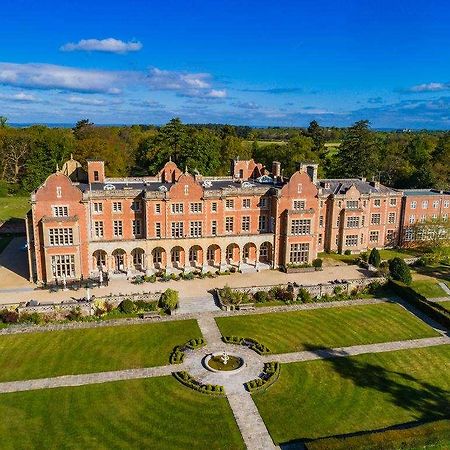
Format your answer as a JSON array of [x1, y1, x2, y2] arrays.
[[26, 156, 450, 285]]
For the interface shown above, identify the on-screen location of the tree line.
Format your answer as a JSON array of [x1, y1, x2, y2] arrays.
[[0, 116, 448, 196]]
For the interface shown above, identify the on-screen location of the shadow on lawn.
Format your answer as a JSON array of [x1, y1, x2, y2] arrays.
[[280, 343, 450, 449]]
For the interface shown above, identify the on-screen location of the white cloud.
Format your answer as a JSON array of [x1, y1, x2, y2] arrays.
[[406, 82, 450, 93], [147, 68, 212, 91], [61, 38, 142, 54], [0, 91, 38, 102]]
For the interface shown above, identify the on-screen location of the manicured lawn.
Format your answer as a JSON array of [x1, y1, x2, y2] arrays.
[[410, 280, 447, 298], [0, 320, 202, 382], [320, 248, 421, 266], [0, 196, 29, 221], [253, 345, 450, 444], [0, 376, 244, 450], [215, 303, 439, 354]]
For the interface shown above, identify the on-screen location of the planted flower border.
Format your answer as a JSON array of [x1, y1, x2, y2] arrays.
[[173, 371, 225, 396], [222, 335, 271, 355], [169, 337, 206, 364]]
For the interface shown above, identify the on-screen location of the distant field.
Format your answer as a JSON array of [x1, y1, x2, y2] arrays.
[[253, 345, 450, 444], [0, 196, 29, 222], [244, 140, 288, 146], [0, 376, 244, 450], [0, 320, 202, 382], [215, 303, 439, 354]]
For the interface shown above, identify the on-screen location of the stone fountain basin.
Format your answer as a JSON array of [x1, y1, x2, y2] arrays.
[[204, 352, 245, 373]]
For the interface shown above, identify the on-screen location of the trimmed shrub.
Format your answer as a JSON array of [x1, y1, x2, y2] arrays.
[[0, 309, 19, 323], [312, 258, 323, 268], [159, 288, 179, 312], [66, 307, 82, 321], [173, 371, 225, 396], [254, 290, 270, 303], [133, 300, 157, 312], [368, 248, 381, 267], [389, 257, 412, 285], [119, 299, 136, 314], [297, 287, 312, 303], [344, 249, 352, 255]]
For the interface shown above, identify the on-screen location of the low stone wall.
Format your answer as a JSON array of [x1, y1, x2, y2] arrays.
[[95, 292, 161, 307], [216, 277, 386, 310], [17, 301, 92, 316]]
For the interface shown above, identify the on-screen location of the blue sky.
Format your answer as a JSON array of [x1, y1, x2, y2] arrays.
[[0, 0, 449, 128]]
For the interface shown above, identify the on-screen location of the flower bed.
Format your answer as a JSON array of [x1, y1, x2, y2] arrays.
[[173, 371, 225, 396]]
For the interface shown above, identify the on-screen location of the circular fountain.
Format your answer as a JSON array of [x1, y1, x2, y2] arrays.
[[204, 351, 244, 373]]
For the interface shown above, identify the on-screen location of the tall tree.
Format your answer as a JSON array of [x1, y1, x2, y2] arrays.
[[0, 116, 8, 128], [307, 120, 325, 153], [336, 120, 379, 179]]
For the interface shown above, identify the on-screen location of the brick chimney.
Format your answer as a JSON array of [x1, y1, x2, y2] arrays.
[[87, 160, 105, 184], [272, 161, 281, 178]]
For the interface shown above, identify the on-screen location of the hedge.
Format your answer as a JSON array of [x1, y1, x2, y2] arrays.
[[389, 280, 450, 329], [222, 336, 271, 354], [245, 362, 281, 393], [169, 338, 206, 364], [173, 371, 225, 396], [305, 419, 450, 450]]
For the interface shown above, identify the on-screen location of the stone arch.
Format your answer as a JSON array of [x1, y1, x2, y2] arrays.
[[206, 244, 221, 267], [112, 249, 126, 273], [226, 243, 240, 264], [188, 245, 203, 268], [170, 246, 185, 268], [131, 248, 145, 271], [151, 247, 166, 269], [259, 241, 273, 262], [243, 242, 257, 263], [93, 250, 107, 271]]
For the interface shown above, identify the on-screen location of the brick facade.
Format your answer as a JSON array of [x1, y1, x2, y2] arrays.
[[26, 158, 450, 284]]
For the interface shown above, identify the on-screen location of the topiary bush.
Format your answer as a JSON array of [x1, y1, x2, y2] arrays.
[[297, 287, 312, 303], [119, 299, 136, 314], [312, 258, 323, 269], [368, 248, 381, 267], [159, 288, 179, 312], [389, 257, 412, 285], [254, 290, 270, 303], [344, 249, 352, 255]]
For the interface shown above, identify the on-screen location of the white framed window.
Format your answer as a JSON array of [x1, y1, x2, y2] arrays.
[[131, 201, 141, 212], [369, 231, 379, 242], [211, 202, 218, 213], [48, 228, 73, 246], [386, 229, 395, 241], [290, 243, 309, 263], [190, 221, 202, 237], [404, 228, 414, 241], [93, 202, 103, 214], [297, 183, 303, 194], [345, 235, 358, 247], [113, 220, 123, 237], [319, 215, 324, 227], [346, 200, 358, 209], [184, 185, 189, 195], [225, 199, 234, 209], [241, 198, 250, 209], [409, 215, 415, 224], [190, 202, 202, 213], [259, 197, 268, 208], [346, 217, 360, 228], [389, 198, 397, 206], [225, 217, 234, 232], [155, 222, 161, 238], [211, 220, 217, 235], [374, 199, 381, 207], [155, 203, 161, 214], [443, 213, 448, 221], [258, 215, 267, 231], [420, 215, 427, 223], [411, 201, 417, 209], [171, 203, 184, 214], [318, 233, 323, 245], [291, 219, 311, 235], [171, 222, 184, 238], [433, 200, 439, 209], [56, 186, 62, 198], [94, 221, 103, 238], [422, 200, 428, 209], [51, 255, 75, 278], [444, 200, 449, 208], [371, 213, 381, 225], [153, 248, 162, 264], [293, 200, 306, 211], [112, 202, 122, 213], [132, 219, 142, 236], [242, 216, 250, 232], [388, 212, 396, 224], [361, 216, 365, 226], [52, 206, 68, 217]]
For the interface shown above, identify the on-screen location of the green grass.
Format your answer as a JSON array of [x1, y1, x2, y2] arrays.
[[253, 345, 450, 445], [0, 320, 202, 382], [0, 196, 29, 221], [410, 280, 447, 298], [319, 249, 421, 266], [0, 376, 245, 450], [215, 303, 439, 354], [436, 301, 450, 312]]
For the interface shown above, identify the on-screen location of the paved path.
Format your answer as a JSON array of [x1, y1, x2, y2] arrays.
[[268, 336, 450, 364], [196, 315, 223, 343], [176, 294, 220, 314], [228, 388, 277, 450], [438, 281, 450, 296]]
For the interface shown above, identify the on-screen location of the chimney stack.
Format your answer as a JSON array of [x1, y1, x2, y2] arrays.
[[272, 161, 281, 178]]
